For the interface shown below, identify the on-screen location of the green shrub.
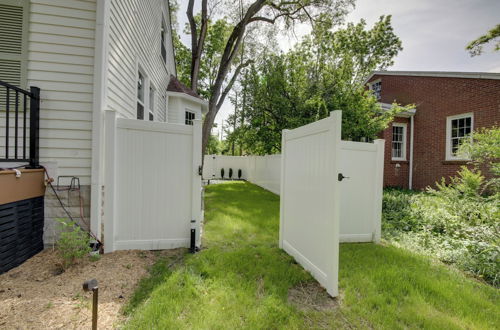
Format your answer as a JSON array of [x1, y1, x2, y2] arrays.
[[56, 218, 91, 269], [382, 176, 500, 287]]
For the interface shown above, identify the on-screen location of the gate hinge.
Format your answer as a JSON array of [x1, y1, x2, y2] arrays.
[[198, 165, 203, 176]]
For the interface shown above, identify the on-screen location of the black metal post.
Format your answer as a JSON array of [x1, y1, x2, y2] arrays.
[[92, 288, 98, 330], [190, 229, 196, 253], [83, 279, 98, 330], [29, 86, 40, 168]]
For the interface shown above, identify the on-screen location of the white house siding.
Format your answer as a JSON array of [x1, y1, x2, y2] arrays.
[[167, 96, 202, 125], [27, 0, 96, 185], [107, 0, 175, 122]]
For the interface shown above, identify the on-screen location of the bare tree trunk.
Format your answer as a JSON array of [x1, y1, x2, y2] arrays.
[[239, 73, 247, 155], [202, 101, 217, 159], [187, 0, 208, 91]]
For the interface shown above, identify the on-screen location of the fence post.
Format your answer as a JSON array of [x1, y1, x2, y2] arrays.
[[328, 110, 342, 297], [103, 110, 117, 253], [191, 119, 202, 247], [279, 130, 288, 249], [372, 139, 385, 243], [29, 86, 40, 168]]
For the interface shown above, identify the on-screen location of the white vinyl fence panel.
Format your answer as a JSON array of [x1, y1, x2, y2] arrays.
[[203, 154, 280, 194], [279, 111, 342, 297], [247, 155, 281, 194], [205, 139, 385, 245], [203, 155, 249, 180], [104, 110, 202, 253], [339, 140, 384, 243]]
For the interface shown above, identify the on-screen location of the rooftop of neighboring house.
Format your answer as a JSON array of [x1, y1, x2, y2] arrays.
[[167, 75, 204, 100], [366, 70, 500, 83]]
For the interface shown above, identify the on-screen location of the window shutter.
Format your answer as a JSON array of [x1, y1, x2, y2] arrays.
[[0, 0, 29, 89]]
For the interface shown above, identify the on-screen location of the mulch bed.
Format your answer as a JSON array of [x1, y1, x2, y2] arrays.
[[0, 248, 183, 329]]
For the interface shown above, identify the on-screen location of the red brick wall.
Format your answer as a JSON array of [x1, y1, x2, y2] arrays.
[[369, 74, 500, 190]]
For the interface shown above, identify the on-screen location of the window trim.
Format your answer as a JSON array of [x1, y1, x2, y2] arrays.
[[161, 14, 168, 69], [136, 67, 147, 120], [445, 112, 473, 161], [185, 110, 195, 126], [391, 122, 407, 161], [149, 84, 155, 121]]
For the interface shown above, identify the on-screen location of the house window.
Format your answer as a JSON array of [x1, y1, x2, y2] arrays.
[[137, 71, 145, 120], [161, 16, 167, 64], [391, 123, 406, 160], [185, 111, 195, 125], [370, 80, 382, 100], [149, 85, 155, 121], [446, 113, 473, 160]]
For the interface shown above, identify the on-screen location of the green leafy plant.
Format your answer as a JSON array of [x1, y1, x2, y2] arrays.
[[459, 126, 500, 193], [56, 218, 91, 269], [383, 182, 499, 286]]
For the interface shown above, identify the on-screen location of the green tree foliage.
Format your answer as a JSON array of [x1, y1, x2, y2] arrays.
[[183, 0, 356, 154], [459, 126, 500, 192], [206, 134, 223, 155], [466, 24, 500, 56], [178, 17, 234, 99], [226, 16, 407, 154]]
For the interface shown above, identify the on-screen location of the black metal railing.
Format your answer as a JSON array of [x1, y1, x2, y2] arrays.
[[0, 80, 40, 168]]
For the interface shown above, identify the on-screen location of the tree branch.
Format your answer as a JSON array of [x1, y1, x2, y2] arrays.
[[188, 0, 209, 91], [217, 59, 253, 109]]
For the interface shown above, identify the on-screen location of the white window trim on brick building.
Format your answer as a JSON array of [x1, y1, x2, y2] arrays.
[[391, 122, 407, 161], [446, 112, 473, 161]]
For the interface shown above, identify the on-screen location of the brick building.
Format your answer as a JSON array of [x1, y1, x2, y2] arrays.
[[366, 71, 500, 190]]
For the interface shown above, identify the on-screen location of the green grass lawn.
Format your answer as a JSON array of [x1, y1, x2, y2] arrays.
[[124, 181, 499, 329]]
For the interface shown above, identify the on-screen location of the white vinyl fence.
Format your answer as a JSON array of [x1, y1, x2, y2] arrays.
[[204, 140, 384, 245], [103, 110, 202, 253], [203, 154, 280, 194], [280, 111, 342, 297], [339, 140, 384, 243], [205, 111, 385, 297]]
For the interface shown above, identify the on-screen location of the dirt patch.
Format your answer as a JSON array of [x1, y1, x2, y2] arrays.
[[0, 248, 184, 329], [288, 281, 339, 312]]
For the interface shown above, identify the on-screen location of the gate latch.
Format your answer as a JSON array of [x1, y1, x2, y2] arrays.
[[198, 165, 203, 176], [338, 173, 350, 182]]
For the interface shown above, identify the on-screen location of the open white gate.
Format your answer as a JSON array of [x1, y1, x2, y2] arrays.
[[279, 111, 342, 297]]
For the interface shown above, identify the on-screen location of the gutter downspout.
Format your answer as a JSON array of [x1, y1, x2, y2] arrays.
[[409, 114, 415, 190], [90, 0, 110, 240]]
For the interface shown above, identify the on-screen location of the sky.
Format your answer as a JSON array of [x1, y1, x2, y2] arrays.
[[177, 0, 500, 137]]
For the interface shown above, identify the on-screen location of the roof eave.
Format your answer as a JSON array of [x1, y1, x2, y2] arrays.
[[366, 70, 500, 83], [379, 102, 416, 118], [167, 91, 209, 114]]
